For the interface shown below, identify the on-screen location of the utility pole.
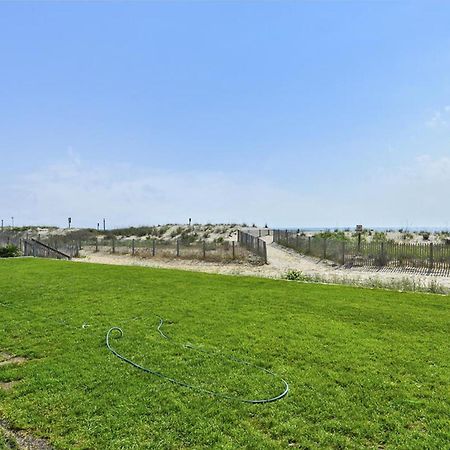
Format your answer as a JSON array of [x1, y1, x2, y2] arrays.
[[103, 218, 106, 231], [68, 217, 72, 229], [97, 222, 100, 231]]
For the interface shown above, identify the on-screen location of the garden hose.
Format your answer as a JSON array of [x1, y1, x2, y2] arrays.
[[106, 317, 289, 404], [0, 301, 289, 404]]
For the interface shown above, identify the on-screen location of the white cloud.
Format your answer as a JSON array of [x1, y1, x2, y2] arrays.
[[0, 153, 315, 228], [1, 152, 449, 229]]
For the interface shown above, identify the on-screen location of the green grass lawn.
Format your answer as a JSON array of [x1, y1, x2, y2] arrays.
[[0, 259, 449, 449]]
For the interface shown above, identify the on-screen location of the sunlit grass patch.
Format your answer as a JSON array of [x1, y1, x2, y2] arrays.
[[0, 259, 449, 449]]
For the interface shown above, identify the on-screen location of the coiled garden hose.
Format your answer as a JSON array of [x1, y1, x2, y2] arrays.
[[0, 300, 289, 404], [106, 317, 289, 404]]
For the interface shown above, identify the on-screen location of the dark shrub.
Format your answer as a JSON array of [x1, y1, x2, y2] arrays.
[[0, 244, 20, 258]]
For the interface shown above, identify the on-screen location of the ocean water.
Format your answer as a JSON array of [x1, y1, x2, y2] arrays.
[[276, 227, 450, 233]]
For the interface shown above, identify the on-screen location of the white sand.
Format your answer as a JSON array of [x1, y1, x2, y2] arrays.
[[74, 234, 450, 292]]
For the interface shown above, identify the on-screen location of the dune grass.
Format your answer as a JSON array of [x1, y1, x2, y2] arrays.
[[0, 259, 449, 449]]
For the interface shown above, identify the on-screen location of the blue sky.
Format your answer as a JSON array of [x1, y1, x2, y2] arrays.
[[1, 1, 450, 228]]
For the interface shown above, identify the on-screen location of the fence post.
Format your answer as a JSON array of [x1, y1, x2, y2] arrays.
[[152, 239, 156, 256], [176, 239, 180, 257], [232, 241, 235, 259], [132, 239, 135, 256], [263, 241, 267, 264], [308, 236, 311, 254], [203, 240, 206, 259], [342, 241, 345, 265], [237, 230, 240, 242], [429, 243, 434, 270], [112, 237, 115, 253]]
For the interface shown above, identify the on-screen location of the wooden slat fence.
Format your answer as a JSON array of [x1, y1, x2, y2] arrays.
[[241, 228, 272, 238], [0, 232, 77, 259], [24, 238, 73, 260], [273, 229, 450, 273], [237, 230, 267, 264], [74, 237, 250, 262], [0, 231, 259, 263]]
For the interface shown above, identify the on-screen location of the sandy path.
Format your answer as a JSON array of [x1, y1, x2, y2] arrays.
[[75, 251, 275, 278], [74, 235, 450, 292], [261, 235, 450, 290]]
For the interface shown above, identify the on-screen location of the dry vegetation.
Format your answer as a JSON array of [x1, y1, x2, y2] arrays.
[[300, 228, 450, 245], [10, 224, 242, 245]]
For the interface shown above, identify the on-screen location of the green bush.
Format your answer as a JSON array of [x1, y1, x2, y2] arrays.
[[0, 244, 20, 258], [318, 230, 348, 241], [284, 269, 309, 281]]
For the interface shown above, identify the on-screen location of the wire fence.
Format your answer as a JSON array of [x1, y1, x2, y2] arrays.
[[237, 230, 267, 264], [273, 229, 450, 274]]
